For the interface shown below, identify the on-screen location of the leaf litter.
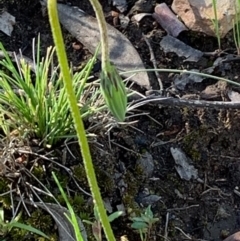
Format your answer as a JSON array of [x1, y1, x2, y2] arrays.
[[49, 2, 151, 90]]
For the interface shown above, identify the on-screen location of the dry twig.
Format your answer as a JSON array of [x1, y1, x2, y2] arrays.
[[142, 34, 163, 91]]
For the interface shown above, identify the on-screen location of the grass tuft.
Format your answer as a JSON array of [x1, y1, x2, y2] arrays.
[[0, 36, 106, 147]]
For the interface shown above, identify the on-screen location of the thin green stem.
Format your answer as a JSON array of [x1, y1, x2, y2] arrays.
[[120, 68, 240, 87], [47, 1, 115, 241], [88, 0, 109, 72], [233, 0, 240, 55], [212, 0, 221, 49]]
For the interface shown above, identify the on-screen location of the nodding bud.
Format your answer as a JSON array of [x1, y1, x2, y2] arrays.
[[100, 62, 127, 122]]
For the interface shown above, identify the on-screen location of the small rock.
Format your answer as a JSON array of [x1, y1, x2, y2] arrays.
[[0, 11, 15, 36], [136, 188, 161, 206], [112, 0, 128, 13], [228, 90, 240, 102], [103, 198, 113, 213], [160, 35, 203, 62], [170, 147, 198, 181], [215, 206, 231, 220], [153, 3, 187, 37], [171, 0, 236, 38], [116, 203, 126, 216], [173, 69, 205, 90], [141, 194, 161, 206], [224, 232, 240, 241], [136, 152, 154, 177]]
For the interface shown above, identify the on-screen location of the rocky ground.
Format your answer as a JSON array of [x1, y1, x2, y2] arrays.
[[1, 0, 240, 240]]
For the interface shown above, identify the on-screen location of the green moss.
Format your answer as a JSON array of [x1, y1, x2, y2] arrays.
[[182, 126, 209, 162], [6, 217, 57, 241], [57, 193, 91, 215], [32, 165, 45, 180], [4, 207, 56, 240], [121, 168, 143, 216], [7, 227, 28, 240], [26, 209, 53, 233], [0, 177, 9, 191], [71, 195, 87, 213], [8, 229, 57, 241], [165, 173, 185, 197], [0, 177, 11, 209], [53, 171, 69, 187], [95, 166, 115, 194], [72, 164, 88, 187], [73, 163, 115, 194], [134, 162, 146, 179]]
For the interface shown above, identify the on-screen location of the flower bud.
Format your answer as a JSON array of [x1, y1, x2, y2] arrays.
[[100, 63, 127, 122]]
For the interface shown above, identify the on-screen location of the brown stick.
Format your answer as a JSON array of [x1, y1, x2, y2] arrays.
[[130, 93, 240, 110]]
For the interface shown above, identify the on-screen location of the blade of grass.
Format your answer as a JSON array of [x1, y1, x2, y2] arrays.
[[120, 68, 240, 87], [52, 172, 84, 241], [9, 222, 50, 240], [211, 0, 221, 49], [233, 0, 240, 55]]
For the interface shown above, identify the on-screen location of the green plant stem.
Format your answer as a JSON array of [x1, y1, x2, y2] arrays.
[[87, 0, 109, 73], [120, 68, 240, 87], [212, 0, 221, 49], [233, 0, 240, 55], [47, 1, 115, 241]]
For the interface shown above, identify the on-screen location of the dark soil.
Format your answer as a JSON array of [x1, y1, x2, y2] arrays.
[[1, 0, 240, 241]]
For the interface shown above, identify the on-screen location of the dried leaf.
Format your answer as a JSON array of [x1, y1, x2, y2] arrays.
[[32, 202, 88, 241], [170, 147, 198, 181], [173, 69, 205, 90], [132, 13, 152, 22], [55, 3, 150, 90], [0, 11, 15, 36], [160, 35, 203, 62]]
